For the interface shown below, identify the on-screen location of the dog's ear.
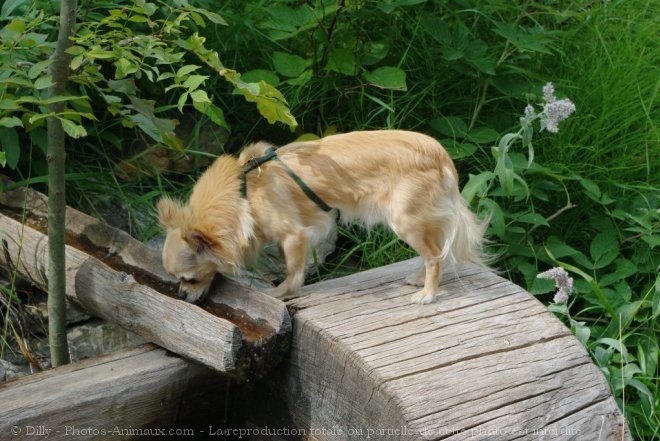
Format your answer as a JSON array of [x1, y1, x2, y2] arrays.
[[185, 230, 214, 253], [157, 196, 186, 229]]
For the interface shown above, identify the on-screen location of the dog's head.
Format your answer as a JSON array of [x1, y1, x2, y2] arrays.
[[157, 197, 223, 303], [157, 157, 255, 303]]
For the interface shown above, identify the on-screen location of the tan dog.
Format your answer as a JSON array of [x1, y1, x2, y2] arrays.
[[158, 130, 485, 304]]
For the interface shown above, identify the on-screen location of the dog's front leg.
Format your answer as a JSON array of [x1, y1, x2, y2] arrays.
[[271, 232, 308, 298]]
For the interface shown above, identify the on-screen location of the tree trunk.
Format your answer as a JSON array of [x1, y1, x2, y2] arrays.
[[46, 0, 77, 367]]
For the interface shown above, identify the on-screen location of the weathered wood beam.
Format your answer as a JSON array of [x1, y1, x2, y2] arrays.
[[0, 184, 290, 378], [0, 344, 230, 439]]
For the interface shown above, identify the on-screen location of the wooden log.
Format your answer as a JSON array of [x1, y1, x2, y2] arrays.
[[0, 344, 230, 439], [0, 184, 290, 378], [271, 258, 630, 440]]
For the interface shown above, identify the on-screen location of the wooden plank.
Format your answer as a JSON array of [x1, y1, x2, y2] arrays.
[[0, 211, 242, 374], [274, 258, 629, 440], [0, 344, 228, 439], [0, 184, 291, 378]]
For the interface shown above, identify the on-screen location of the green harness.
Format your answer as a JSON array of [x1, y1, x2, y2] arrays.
[[240, 146, 334, 213]]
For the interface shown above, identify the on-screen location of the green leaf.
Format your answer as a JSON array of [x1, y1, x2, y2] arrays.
[[325, 48, 356, 75], [0, 127, 19, 169], [430, 116, 467, 138], [596, 338, 630, 363], [0, 117, 23, 128], [272, 52, 307, 78], [580, 178, 601, 202], [467, 127, 500, 144], [421, 16, 451, 46], [590, 232, 619, 269], [364, 66, 407, 91], [34, 75, 53, 90], [360, 41, 390, 66], [624, 378, 654, 411], [59, 118, 87, 138], [176, 64, 201, 78], [115, 58, 138, 79], [108, 78, 137, 94], [182, 74, 208, 91], [241, 69, 280, 87], [0, 151, 5, 167], [570, 319, 591, 346], [461, 171, 494, 204], [653, 273, 660, 319], [442, 139, 476, 159], [4, 18, 26, 33], [190, 7, 227, 26], [480, 198, 504, 239], [177, 91, 188, 112], [193, 100, 228, 129], [516, 212, 549, 226], [28, 59, 50, 79], [190, 89, 210, 103]]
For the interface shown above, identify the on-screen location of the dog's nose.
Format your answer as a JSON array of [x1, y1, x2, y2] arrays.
[[178, 285, 188, 300]]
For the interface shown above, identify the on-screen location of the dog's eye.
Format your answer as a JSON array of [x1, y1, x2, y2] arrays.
[[182, 277, 198, 285]]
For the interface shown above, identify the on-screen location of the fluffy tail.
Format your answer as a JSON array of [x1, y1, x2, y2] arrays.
[[439, 174, 488, 268]]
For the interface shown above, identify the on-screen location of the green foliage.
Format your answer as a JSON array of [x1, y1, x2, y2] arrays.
[[0, 0, 296, 173]]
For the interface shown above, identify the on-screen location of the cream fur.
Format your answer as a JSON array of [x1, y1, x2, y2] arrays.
[[158, 130, 486, 304]]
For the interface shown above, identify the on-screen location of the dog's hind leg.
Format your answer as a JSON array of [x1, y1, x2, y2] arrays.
[[271, 232, 308, 299], [396, 227, 443, 304]]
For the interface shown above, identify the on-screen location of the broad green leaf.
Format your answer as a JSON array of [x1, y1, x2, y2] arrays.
[[360, 41, 390, 66], [430, 116, 467, 138], [87, 46, 115, 59], [516, 212, 549, 226], [0, 127, 19, 169], [570, 319, 591, 346], [0, 117, 23, 128], [467, 127, 500, 144], [624, 378, 654, 411], [580, 178, 601, 202], [193, 100, 228, 129], [272, 52, 307, 78], [325, 48, 356, 76], [0, 151, 5, 167], [4, 18, 26, 33], [461, 171, 494, 204], [364, 66, 407, 91], [285, 69, 312, 87], [190, 89, 210, 103], [115, 58, 138, 79], [442, 139, 476, 159], [590, 232, 619, 269], [28, 59, 50, 79], [480, 198, 505, 239], [176, 64, 201, 78], [420, 16, 451, 45], [190, 7, 227, 26], [34, 75, 53, 90], [59, 118, 87, 138], [182, 74, 208, 91], [108, 78, 137, 94], [241, 69, 280, 87], [596, 338, 630, 363]]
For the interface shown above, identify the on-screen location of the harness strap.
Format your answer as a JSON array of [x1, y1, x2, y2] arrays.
[[241, 147, 334, 213]]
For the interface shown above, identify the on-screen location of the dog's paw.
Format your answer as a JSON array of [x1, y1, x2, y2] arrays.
[[410, 289, 435, 305], [270, 284, 289, 299], [405, 272, 425, 287]]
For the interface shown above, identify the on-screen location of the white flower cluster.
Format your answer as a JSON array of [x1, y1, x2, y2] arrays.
[[525, 83, 576, 133], [537, 266, 575, 304]]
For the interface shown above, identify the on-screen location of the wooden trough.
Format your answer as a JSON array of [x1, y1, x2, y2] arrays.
[[0, 184, 291, 377], [0, 184, 628, 440]]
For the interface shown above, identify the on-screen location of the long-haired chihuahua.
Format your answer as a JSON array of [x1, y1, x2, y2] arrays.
[[158, 130, 486, 304]]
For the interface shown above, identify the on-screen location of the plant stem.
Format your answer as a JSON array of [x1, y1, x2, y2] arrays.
[[46, 0, 77, 368]]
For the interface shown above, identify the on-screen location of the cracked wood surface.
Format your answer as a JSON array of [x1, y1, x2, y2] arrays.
[[279, 258, 628, 440]]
